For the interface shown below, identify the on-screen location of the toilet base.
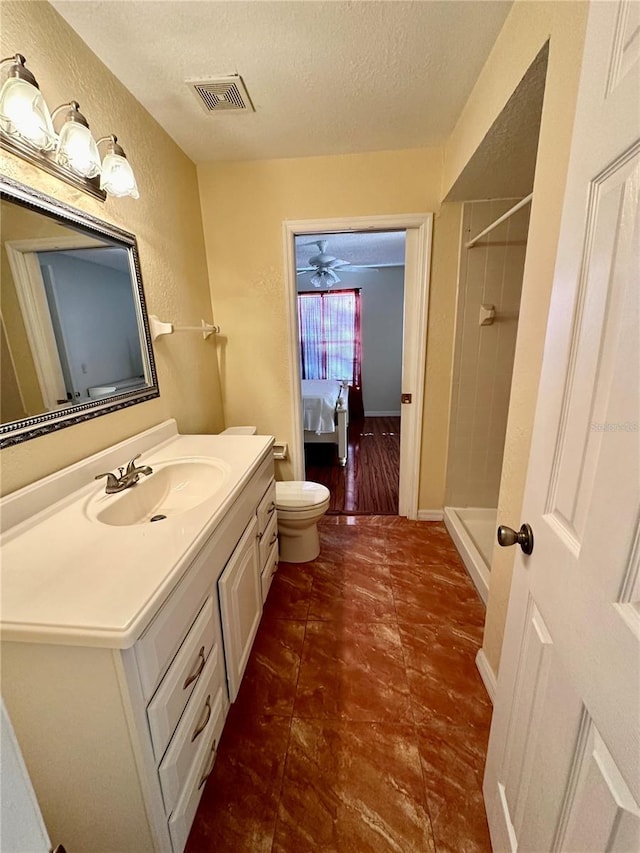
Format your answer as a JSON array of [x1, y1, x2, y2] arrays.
[[277, 520, 321, 563]]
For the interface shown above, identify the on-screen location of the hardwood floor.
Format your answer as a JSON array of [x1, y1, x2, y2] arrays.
[[304, 416, 400, 514]]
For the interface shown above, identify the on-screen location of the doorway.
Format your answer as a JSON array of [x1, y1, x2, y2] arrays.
[[441, 43, 548, 599], [296, 231, 405, 513], [282, 214, 433, 520]]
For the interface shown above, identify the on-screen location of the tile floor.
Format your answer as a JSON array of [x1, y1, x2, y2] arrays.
[[186, 516, 493, 852]]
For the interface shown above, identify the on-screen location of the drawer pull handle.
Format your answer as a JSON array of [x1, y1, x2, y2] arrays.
[[268, 531, 278, 547], [198, 739, 218, 790], [267, 501, 276, 515], [183, 646, 206, 690], [191, 696, 212, 742]]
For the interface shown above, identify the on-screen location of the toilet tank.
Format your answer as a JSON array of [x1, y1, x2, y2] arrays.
[[219, 426, 257, 435]]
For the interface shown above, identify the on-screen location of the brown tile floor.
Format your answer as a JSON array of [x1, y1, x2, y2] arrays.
[[186, 516, 493, 853]]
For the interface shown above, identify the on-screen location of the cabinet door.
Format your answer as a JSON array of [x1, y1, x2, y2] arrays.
[[218, 517, 262, 701]]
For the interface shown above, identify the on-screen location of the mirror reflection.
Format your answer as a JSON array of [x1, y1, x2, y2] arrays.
[[0, 180, 158, 445]]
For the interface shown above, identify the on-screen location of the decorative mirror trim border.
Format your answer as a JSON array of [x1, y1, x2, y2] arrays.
[[0, 174, 159, 449]]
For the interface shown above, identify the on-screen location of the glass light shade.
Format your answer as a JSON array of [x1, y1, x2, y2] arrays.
[[56, 120, 101, 178], [100, 151, 139, 199], [0, 76, 55, 150], [310, 272, 323, 288]]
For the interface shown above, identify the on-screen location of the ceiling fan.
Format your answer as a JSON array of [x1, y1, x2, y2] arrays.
[[296, 240, 372, 288]]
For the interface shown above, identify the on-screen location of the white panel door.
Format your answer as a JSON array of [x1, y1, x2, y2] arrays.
[[0, 701, 51, 852], [484, 1, 640, 850]]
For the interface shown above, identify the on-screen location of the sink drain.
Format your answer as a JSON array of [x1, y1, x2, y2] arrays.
[[150, 514, 167, 522]]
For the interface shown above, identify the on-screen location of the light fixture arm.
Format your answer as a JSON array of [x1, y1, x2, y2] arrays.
[[0, 54, 39, 88], [96, 134, 126, 157], [51, 100, 90, 129]]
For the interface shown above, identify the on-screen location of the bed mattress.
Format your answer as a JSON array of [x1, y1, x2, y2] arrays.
[[301, 379, 342, 434]]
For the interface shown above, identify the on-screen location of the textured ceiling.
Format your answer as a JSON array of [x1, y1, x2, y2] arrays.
[[445, 44, 548, 201], [295, 230, 406, 271], [51, 0, 512, 163]]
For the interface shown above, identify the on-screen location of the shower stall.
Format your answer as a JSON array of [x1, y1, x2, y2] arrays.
[[444, 198, 530, 602]]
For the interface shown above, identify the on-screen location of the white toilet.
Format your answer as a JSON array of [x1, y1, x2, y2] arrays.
[[220, 428, 329, 562], [275, 481, 330, 563]]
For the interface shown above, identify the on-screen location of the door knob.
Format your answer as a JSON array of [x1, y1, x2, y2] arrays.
[[497, 523, 534, 555]]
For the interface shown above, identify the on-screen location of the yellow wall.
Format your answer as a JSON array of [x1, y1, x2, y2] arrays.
[[197, 148, 457, 498], [420, 201, 462, 511], [444, 0, 589, 674], [0, 1, 223, 495]]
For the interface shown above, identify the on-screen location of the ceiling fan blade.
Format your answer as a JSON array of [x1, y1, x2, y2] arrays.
[[335, 266, 378, 273], [296, 267, 315, 274]]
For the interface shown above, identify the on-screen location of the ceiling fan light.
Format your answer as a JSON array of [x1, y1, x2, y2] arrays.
[[310, 272, 323, 288]]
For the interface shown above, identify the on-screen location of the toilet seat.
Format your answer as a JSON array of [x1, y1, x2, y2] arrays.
[[275, 481, 330, 511]]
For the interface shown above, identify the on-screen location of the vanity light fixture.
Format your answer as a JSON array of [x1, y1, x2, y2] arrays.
[[0, 54, 55, 151], [0, 53, 139, 202], [97, 135, 139, 199], [54, 101, 101, 178]]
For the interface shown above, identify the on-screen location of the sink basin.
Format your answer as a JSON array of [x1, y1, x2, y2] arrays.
[[87, 457, 230, 526]]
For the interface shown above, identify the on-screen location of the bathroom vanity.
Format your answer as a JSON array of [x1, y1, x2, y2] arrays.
[[0, 420, 278, 853]]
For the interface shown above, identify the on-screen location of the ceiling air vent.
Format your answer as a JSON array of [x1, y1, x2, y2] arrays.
[[187, 76, 254, 114]]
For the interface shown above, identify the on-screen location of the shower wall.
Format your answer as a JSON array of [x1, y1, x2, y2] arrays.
[[445, 200, 530, 508]]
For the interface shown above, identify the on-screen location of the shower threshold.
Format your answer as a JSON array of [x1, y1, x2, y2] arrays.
[[444, 507, 497, 604]]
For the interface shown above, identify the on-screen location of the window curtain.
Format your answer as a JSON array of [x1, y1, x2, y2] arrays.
[[298, 289, 363, 418]]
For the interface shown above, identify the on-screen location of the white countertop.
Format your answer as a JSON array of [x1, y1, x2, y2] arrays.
[[0, 424, 273, 649]]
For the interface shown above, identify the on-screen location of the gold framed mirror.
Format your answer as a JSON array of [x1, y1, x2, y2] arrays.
[[0, 175, 159, 448]]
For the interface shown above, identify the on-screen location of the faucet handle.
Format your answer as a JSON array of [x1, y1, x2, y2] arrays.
[[95, 472, 120, 492]]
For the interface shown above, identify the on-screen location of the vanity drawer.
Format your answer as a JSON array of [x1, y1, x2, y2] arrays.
[[147, 597, 217, 761], [158, 645, 227, 817], [168, 714, 220, 853], [261, 541, 279, 603], [258, 511, 278, 569], [256, 479, 276, 535]]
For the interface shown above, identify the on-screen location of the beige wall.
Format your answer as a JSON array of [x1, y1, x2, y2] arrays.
[[0, 1, 223, 496], [446, 200, 529, 508], [443, 0, 589, 674], [197, 148, 457, 496]]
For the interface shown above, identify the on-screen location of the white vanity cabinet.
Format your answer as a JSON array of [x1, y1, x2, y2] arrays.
[[0, 427, 275, 853]]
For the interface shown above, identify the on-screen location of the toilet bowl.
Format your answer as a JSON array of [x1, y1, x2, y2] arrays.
[[275, 481, 330, 563]]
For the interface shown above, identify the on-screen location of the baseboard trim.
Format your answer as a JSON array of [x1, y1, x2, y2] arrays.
[[417, 509, 444, 521], [476, 648, 497, 704], [364, 410, 401, 417]]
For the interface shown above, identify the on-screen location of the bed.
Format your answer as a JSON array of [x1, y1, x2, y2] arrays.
[[301, 379, 349, 466]]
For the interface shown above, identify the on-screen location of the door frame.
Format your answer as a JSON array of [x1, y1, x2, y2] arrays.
[[5, 234, 104, 409], [282, 213, 433, 519]]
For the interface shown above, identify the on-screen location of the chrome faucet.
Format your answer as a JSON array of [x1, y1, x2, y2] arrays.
[[95, 454, 153, 494]]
